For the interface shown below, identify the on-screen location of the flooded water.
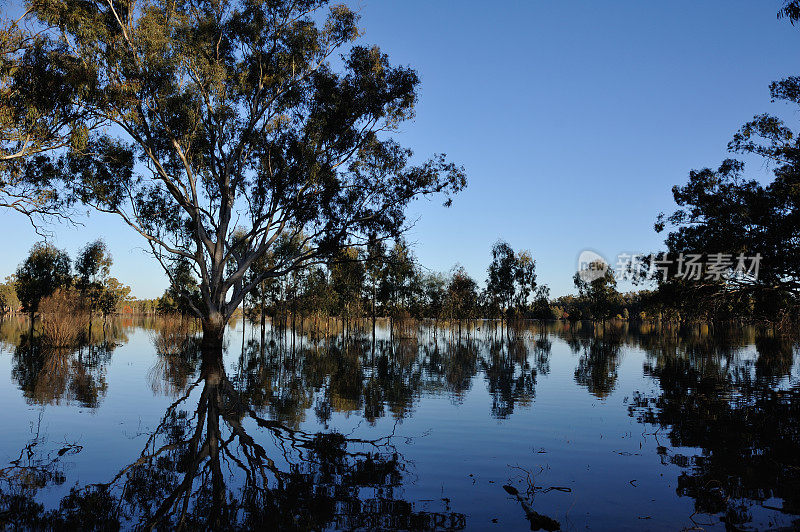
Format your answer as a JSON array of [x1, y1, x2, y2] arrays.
[[0, 317, 798, 530]]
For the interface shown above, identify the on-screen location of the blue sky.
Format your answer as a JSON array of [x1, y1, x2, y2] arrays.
[[1, 0, 799, 298]]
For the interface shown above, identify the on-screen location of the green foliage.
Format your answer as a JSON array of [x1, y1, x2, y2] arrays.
[[530, 286, 553, 320], [157, 259, 201, 315], [15, 242, 71, 316], [74, 239, 113, 315], [573, 262, 622, 322], [421, 272, 447, 320], [98, 277, 131, 318], [446, 266, 479, 322], [11, 0, 465, 330], [330, 247, 365, 319], [379, 240, 418, 320], [0, 11, 92, 223], [485, 240, 538, 319], [486, 241, 516, 312], [75, 240, 111, 292], [0, 275, 20, 314]]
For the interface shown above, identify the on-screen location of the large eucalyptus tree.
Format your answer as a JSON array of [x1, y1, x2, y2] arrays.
[[15, 0, 465, 344]]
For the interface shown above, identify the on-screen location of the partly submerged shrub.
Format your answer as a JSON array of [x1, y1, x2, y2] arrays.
[[152, 314, 197, 356], [39, 289, 89, 348]]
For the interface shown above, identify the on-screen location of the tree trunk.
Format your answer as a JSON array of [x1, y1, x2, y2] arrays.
[[371, 280, 377, 344], [260, 296, 266, 355], [202, 314, 226, 355]]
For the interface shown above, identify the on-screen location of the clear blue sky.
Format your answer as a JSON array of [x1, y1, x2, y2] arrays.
[[1, 0, 799, 298]]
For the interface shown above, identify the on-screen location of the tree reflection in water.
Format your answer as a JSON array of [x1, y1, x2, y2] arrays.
[[2, 336, 466, 530], [11, 336, 117, 408], [3, 319, 799, 529], [0, 320, 556, 529], [630, 331, 800, 529]]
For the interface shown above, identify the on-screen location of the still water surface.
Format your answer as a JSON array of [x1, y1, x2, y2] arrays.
[[0, 317, 798, 530]]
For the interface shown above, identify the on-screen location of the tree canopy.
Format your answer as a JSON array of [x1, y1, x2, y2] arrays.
[[12, 0, 465, 337], [0, 8, 92, 224], [655, 76, 800, 321], [15, 242, 71, 318]]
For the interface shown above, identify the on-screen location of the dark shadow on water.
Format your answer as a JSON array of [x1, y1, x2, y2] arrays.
[[629, 330, 800, 529]]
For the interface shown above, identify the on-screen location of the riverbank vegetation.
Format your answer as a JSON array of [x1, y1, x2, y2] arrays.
[[2, 233, 797, 346]]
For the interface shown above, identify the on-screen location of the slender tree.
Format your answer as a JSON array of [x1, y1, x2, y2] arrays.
[[446, 266, 478, 336], [421, 272, 446, 333], [365, 236, 387, 341], [330, 247, 364, 336], [514, 249, 537, 315], [98, 277, 131, 324], [75, 239, 112, 326], [486, 241, 516, 319], [381, 240, 416, 335], [0, 275, 20, 315]]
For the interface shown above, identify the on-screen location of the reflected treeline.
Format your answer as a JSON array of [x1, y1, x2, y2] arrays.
[[0, 348, 466, 530], [145, 320, 560, 424], [232, 324, 561, 423], [628, 328, 800, 529], [145, 318, 791, 424], [4, 314, 136, 407], [1, 315, 191, 407], [3, 317, 800, 528]]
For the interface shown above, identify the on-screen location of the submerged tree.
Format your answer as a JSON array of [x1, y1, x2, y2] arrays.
[[486, 240, 517, 320], [330, 247, 364, 327], [74, 239, 111, 322], [446, 266, 478, 333], [97, 277, 131, 322], [0, 275, 20, 315], [380, 240, 417, 332], [485, 240, 539, 323], [15, 0, 465, 346], [514, 249, 537, 314], [573, 261, 621, 322], [157, 258, 202, 316], [365, 235, 387, 338], [15, 243, 71, 327]]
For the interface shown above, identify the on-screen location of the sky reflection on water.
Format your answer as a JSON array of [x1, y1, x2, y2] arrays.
[[0, 318, 798, 530]]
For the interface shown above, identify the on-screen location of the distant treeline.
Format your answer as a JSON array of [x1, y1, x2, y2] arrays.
[[4, 230, 798, 335], [149, 235, 800, 333]]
